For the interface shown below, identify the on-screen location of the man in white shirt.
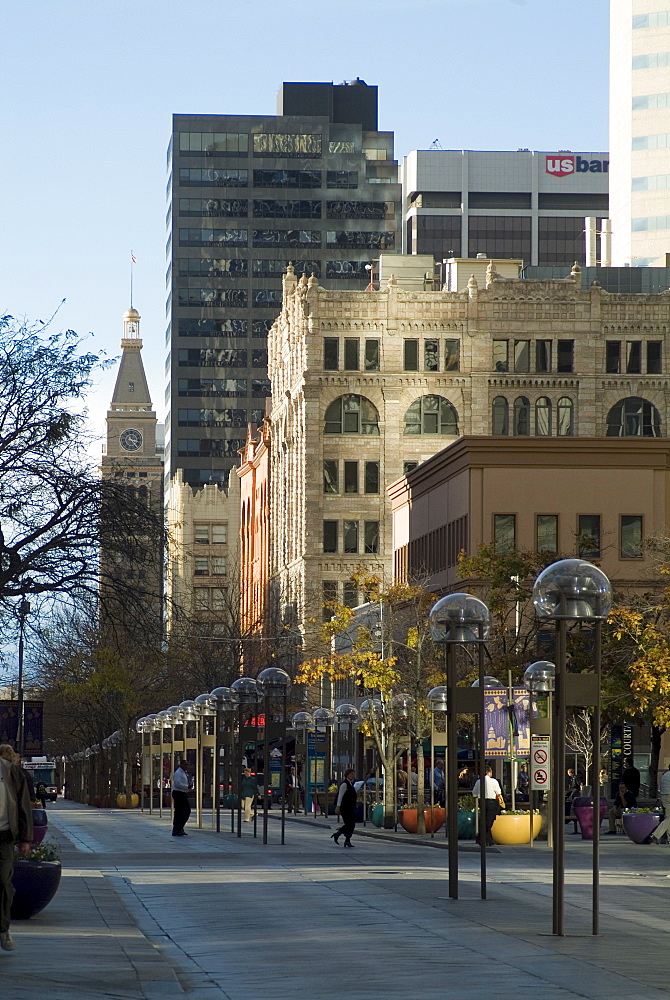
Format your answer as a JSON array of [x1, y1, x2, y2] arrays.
[[171, 760, 191, 837], [651, 767, 670, 844], [0, 747, 33, 951], [472, 765, 503, 846]]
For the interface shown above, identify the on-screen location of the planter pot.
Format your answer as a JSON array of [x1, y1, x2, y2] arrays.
[[491, 813, 542, 845], [457, 810, 476, 840], [371, 804, 384, 828], [31, 808, 48, 846], [92, 796, 101, 808], [116, 793, 140, 809], [398, 808, 446, 834], [11, 860, 62, 919], [622, 812, 661, 844], [573, 798, 608, 840]]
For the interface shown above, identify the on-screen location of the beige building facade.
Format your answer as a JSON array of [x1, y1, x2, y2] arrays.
[[267, 256, 670, 636], [166, 469, 240, 635]]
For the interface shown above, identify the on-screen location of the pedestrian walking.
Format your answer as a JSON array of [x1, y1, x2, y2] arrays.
[[651, 766, 670, 845], [171, 759, 191, 837], [331, 769, 357, 847], [472, 765, 503, 847], [0, 745, 33, 951], [241, 768, 256, 822], [36, 782, 48, 809]]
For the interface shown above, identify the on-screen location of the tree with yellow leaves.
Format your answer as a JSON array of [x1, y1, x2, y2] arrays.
[[297, 571, 443, 829]]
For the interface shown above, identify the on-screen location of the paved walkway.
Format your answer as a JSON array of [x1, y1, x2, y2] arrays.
[[2, 800, 669, 999]]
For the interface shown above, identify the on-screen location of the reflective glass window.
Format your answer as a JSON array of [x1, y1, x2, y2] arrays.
[[513, 396, 530, 435], [253, 133, 322, 156], [514, 341, 530, 373], [179, 167, 248, 186], [324, 395, 380, 435], [578, 515, 600, 559], [344, 461, 359, 494], [364, 340, 380, 371], [364, 461, 380, 494], [536, 514, 558, 553], [620, 515, 643, 559], [323, 521, 338, 552], [324, 338, 339, 370], [327, 170, 358, 188], [326, 231, 395, 249], [253, 169, 321, 188], [326, 201, 388, 220], [606, 397, 661, 437], [343, 520, 359, 553], [535, 340, 552, 373], [403, 396, 458, 435], [424, 339, 439, 372], [444, 340, 460, 371], [323, 460, 338, 494], [494, 514, 516, 553], [253, 199, 321, 219], [492, 396, 509, 435], [535, 397, 551, 436], [252, 230, 321, 247], [179, 198, 248, 217], [557, 397, 574, 436], [647, 341, 663, 374], [179, 228, 247, 247], [606, 341, 621, 374], [364, 521, 380, 554], [493, 340, 509, 372], [344, 339, 360, 371], [626, 341, 642, 374], [404, 340, 419, 371]]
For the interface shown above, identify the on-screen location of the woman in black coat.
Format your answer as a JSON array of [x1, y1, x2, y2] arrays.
[[331, 769, 357, 847]]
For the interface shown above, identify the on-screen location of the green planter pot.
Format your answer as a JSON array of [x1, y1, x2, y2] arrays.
[[371, 804, 384, 827], [457, 810, 476, 840]]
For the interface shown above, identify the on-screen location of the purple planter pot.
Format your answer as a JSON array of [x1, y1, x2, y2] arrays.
[[622, 812, 661, 844], [573, 797, 608, 840]]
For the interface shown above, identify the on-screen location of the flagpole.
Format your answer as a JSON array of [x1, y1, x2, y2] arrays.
[[130, 252, 134, 308]]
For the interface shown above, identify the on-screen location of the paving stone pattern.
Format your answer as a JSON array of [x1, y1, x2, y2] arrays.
[[2, 801, 669, 1000]]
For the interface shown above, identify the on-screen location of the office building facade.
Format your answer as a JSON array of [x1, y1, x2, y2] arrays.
[[166, 80, 400, 489], [610, 1, 670, 265], [402, 149, 609, 266]]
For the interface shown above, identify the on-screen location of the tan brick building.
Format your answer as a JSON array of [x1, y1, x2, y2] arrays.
[[266, 256, 670, 637]]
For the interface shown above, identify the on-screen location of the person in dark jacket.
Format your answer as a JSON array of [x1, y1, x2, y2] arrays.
[[331, 769, 357, 847], [0, 749, 33, 951], [621, 757, 641, 798]]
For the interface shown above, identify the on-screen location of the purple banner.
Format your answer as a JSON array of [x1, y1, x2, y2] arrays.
[[0, 701, 18, 745], [483, 689, 531, 758], [23, 702, 43, 754]]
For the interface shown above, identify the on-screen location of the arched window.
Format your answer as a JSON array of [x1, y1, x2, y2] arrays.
[[492, 396, 508, 435], [557, 397, 574, 436], [324, 394, 379, 435], [513, 396, 530, 436], [606, 396, 661, 437], [535, 397, 551, 436], [403, 395, 458, 435]]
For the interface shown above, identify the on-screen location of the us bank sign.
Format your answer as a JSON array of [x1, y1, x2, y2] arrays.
[[546, 154, 609, 176]]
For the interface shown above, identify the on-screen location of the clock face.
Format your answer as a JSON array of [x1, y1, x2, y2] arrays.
[[119, 428, 143, 452]]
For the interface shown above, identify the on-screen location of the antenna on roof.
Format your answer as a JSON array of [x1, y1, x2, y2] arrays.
[[430, 139, 443, 150]]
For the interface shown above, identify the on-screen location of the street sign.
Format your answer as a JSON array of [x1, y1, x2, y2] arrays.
[[530, 734, 551, 791]]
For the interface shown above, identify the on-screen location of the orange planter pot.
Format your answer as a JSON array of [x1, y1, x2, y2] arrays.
[[398, 807, 446, 834]]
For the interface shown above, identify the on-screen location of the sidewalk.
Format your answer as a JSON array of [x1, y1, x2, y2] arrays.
[[3, 799, 669, 1000]]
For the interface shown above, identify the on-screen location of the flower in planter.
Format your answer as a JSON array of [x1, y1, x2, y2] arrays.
[[16, 840, 60, 863], [458, 795, 476, 811], [623, 807, 662, 815]]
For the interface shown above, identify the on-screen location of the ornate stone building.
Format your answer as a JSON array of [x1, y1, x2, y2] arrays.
[[266, 256, 670, 638]]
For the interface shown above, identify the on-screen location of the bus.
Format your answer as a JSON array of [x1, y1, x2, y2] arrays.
[[21, 757, 60, 802]]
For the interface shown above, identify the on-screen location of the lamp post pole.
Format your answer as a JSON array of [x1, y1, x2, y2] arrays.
[[231, 677, 259, 839], [16, 599, 30, 758], [531, 559, 612, 938]]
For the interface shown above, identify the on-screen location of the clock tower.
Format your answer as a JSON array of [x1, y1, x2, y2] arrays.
[[100, 306, 164, 644], [103, 307, 161, 471]]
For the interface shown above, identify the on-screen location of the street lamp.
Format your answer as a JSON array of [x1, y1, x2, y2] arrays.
[[195, 693, 217, 829], [531, 558, 612, 937], [291, 710, 314, 815], [15, 599, 31, 758], [231, 677, 259, 837], [210, 686, 239, 832], [335, 704, 359, 779], [257, 667, 291, 844], [429, 593, 491, 901], [313, 707, 335, 824]]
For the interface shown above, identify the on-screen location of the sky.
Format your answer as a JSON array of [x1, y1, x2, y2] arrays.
[[1, 0, 610, 452]]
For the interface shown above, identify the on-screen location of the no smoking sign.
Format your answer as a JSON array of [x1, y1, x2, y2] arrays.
[[530, 735, 551, 791]]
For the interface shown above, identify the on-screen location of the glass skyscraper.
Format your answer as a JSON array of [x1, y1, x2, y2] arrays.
[[166, 80, 400, 488]]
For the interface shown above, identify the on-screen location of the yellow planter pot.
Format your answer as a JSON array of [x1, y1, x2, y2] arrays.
[[491, 813, 542, 845], [116, 793, 139, 809]]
